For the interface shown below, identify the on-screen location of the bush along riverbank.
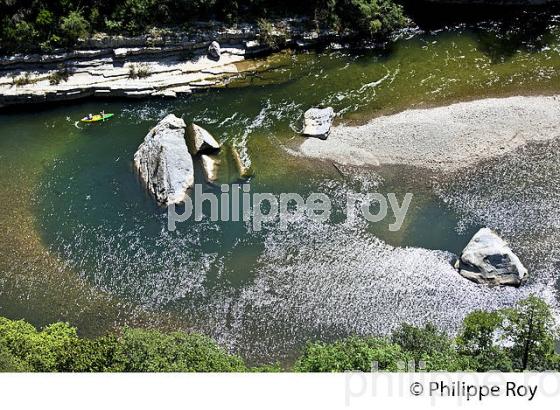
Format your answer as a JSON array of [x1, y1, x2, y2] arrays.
[[1, 296, 559, 372]]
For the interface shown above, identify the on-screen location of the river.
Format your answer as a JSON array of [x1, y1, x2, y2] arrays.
[[1, 19, 560, 364]]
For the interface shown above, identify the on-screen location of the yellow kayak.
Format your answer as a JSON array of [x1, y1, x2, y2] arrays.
[[81, 113, 114, 123]]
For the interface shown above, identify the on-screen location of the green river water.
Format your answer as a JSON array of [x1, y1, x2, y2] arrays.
[[1, 19, 560, 363]]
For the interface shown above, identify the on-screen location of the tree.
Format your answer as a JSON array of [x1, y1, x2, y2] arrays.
[[111, 0, 169, 34], [336, 0, 406, 39], [59, 335, 123, 372], [502, 295, 558, 371], [0, 318, 82, 371], [294, 337, 409, 372], [115, 328, 247, 372], [457, 310, 513, 372], [1, 20, 38, 51], [391, 323, 471, 371], [0, 317, 247, 372], [0, 341, 31, 372], [0, 295, 559, 373], [392, 323, 451, 359], [60, 11, 89, 44]]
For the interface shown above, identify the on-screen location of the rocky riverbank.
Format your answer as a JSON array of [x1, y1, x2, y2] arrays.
[[298, 95, 560, 172], [0, 20, 349, 108]]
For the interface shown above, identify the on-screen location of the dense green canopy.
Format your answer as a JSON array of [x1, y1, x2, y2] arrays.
[[0, 0, 407, 52]]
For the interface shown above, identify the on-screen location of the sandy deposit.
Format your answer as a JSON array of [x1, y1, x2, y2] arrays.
[[299, 95, 560, 171]]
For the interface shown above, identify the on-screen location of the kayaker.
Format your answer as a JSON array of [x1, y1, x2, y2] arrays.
[[87, 113, 93, 120]]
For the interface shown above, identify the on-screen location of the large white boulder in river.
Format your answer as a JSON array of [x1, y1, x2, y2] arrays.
[[186, 123, 221, 155], [302, 107, 334, 139], [134, 114, 194, 205], [454, 228, 527, 287]]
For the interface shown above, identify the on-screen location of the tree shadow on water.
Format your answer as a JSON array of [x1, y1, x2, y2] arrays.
[[474, 12, 555, 64], [399, 0, 559, 64]]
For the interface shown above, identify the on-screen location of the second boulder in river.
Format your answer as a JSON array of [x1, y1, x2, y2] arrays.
[[302, 107, 334, 139], [186, 123, 221, 155]]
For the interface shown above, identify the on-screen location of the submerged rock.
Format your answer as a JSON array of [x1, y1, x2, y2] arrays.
[[208, 41, 221, 60], [201, 154, 221, 184], [133, 114, 194, 205], [302, 107, 334, 139], [454, 228, 527, 287], [231, 146, 253, 179], [186, 123, 221, 155]]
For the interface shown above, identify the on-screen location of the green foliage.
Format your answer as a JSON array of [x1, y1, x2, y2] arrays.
[[295, 296, 559, 373], [0, 296, 557, 372], [0, 0, 408, 53], [36, 9, 55, 29], [115, 328, 246, 372], [0, 318, 81, 371], [1, 20, 38, 51], [502, 295, 558, 371], [457, 310, 513, 371], [11, 73, 34, 86], [391, 323, 471, 371], [257, 18, 286, 49], [0, 318, 246, 372], [296, 0, 408, 39], [60, 11, 89, 44], [392, 323, 452, 360], [0, 341, 31, 372], [59, 335, 124, 372], [294, 337, 409, 372], [313, 0, 339, 29], [128, 63, 151, 79], [111, 0, 162, 34], [49, 68, 71, 85]]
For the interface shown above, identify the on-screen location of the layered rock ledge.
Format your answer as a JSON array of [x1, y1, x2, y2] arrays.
[[0, 20, 348, 108]]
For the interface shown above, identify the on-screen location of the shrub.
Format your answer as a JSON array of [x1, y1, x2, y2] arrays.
[[111, 0, 168, 34], [11, 73, 34, 86], [257, 18, 286, 49], [114, 328, 246, 372], [294, 337, 409, 372], [60, 11, 90, 44], [0, 341, 31, 372], [0, 318, 81, 371], [391, 322, 472, 371], [336, 0, 407, 38], [128, 63, 151, 79], [36, 9, 54, 29], [49, 68, 71, 85], [0, 318, 246, 372], [1, 20, 38, 51], [0, 296, 558, 372], [0, 0, 409, 53]]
